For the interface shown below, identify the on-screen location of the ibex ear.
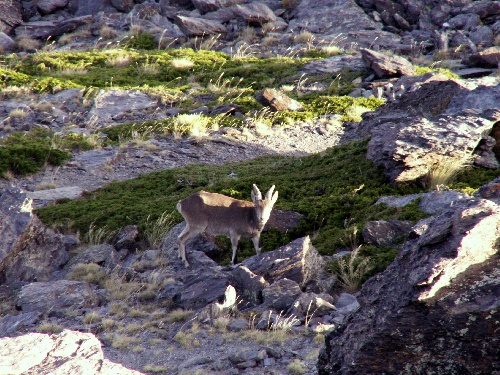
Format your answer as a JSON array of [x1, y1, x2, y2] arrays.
[[251, 184, 262, 203]]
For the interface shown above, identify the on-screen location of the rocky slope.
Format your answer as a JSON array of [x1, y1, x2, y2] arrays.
[[0, 0, 500, 375]]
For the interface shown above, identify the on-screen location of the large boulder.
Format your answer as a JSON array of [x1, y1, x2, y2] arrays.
[[318, 197, 500, 374], [16, 280, 99, 316], [0, 187, 69, 287], [0, 0, 22, 34], [241, 236, 328, 292], [361, 48, 416, 78], [0, 330, 144, 374], [174, 15, 227, 37]]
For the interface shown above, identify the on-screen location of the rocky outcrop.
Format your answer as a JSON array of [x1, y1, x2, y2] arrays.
[[16, 280, 99, 316], [0, 186, 69, 287], [318, 197, 500, 374], [361, 48, 416, 78], [0, 330, 144, 374], [256, 88, 304, 112], [357, 76, 500, 185]]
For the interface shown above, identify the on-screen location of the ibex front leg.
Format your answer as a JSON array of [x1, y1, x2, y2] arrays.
[[252, 235, 261, 255], [230, 232, 241, 265]]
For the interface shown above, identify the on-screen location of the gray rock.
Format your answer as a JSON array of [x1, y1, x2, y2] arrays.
[[445, 13, 480, 31], [242, 236, 326, 291], [465, 46, 500, 69], [87, 89, 158, 129], [36, 0, 69, 15], [256, 88, 304, 112], [232, 2, 277, 25], [319, 198, 500, 374], [0, 330, 143, 374], [361, 48, 416, 78], [0, 186, 33, 266], [65, 243, 118, 269], [300, 55, 366, 75], [362, 220, 413, 247], [110, 0, 134, 13], [71, 148, 119, 169], [0, 1, 23, 34], [27, 186, 84, 203], [367, 108, 500, 184], [262, 278, 302, 312], [289, 0, 400, 50], [192, 0, 220, 15], [174, 15, 227, 37], [227, 318, 248, 332], [231, 265, 268, 308], [14, 17, 91, 40], [287, 292, 336, 320], [0, 31, 15, 52], [17, 280, 98, 316], [0, 213, 69, 287], [114, 224, 139, 251], [469, 25, 494, 48], [178, 355, 213, 369]]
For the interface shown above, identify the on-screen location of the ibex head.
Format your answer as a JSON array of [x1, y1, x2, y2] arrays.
[[251, 184, 278, 230]]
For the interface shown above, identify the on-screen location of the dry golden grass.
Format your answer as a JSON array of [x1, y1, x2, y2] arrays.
[[288, 359, 306, 375], [171, 58, 194, 69], [143, 365, 169, 373], [83, 312, 102, 324], [16, 36, 41, 51], [294, 30, 315, 44], [424, 153, 473, 190], [8, 108, 28, 119], [166, 308, 194, 323], [111, 335, 141, 349], [36, 322, 64, 334], [67, 263, 109, 287], [105, 53, 132, 67], [100, 25, 118, 40]]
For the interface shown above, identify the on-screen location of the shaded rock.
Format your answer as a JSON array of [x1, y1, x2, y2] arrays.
[[242, 236, 327, 291], [36, 0, 69, 15], [445, 13, 480, 31], [192, 0, 220, 15], [362, 220, 412, 247], [265, 209, 304, 232], [256, 88, 304, 112], [210, 103, 243, 116], [455, 67, 495, 79], [231, 265, 268, 308], [227, 318, 248, 332], [232, 2, 277, 25], [0, 186, 33, 266], [0, 330, 144, 374], [114, 224, 139, 251], [66, 243, 119, 269], [197, 285, 237, 323], [361, 48, 416, 78], [160, 223, 230, 309], [476, 177, 500, 204], [300, 54, 366, 75], [287, 292, 336, 321], [75, 0, 118, 16], [174, 15, 227, 37], [465, 46, 500, 68], [318, 198, 500, 374], [17, 280, 99, 316], [0, 1, 22, 34], [0, 312, 41, 337], [110, 0, 135, 13], [262, 278, 302, 312], [288, 0, 400, 50], [0, 215, 69, 287], [14, 16, 92, 40], [469, 25, 494, 48], [0, 32, 16, 53], [71, 148, 119, 169]]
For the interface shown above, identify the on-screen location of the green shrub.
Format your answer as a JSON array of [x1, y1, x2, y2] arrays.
[[125, 32, 157, 50], [0, 129, 71, 176], [0, 68, 32, 85], [31, 77, 81, 94]]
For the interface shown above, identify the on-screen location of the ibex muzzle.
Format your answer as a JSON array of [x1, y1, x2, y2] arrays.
[[176, 184, 278, 267]]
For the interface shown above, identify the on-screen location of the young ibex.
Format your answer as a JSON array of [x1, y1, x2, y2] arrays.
[[176, 184, 278, 267]]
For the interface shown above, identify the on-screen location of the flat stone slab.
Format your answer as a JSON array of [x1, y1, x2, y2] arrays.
[[27, 186, 83, 201]]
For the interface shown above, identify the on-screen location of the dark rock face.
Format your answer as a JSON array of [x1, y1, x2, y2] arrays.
[[318, 198, 500, 374]]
